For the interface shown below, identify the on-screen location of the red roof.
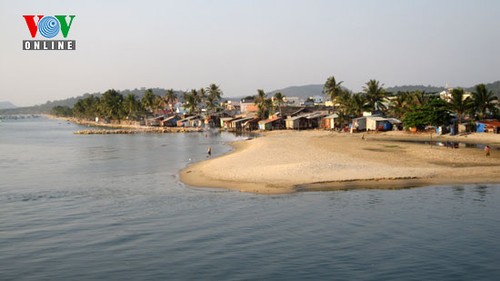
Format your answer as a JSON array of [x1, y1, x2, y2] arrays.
[[479, 120, 500, 127]]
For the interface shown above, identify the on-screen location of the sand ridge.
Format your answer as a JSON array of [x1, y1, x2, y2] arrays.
[[180, 130, 500, 194]]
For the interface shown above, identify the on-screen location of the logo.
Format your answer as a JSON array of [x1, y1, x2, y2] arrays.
[[22, 15, 76, 50]]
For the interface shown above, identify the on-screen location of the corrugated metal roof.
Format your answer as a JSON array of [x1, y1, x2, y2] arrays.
[[258, 117, 281, 124], [324, 114, 339, 119]]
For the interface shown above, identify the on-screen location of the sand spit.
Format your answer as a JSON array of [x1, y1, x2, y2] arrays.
[[180, 130, 500, 194]]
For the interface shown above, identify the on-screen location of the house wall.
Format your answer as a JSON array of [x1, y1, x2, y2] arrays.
[[353, 118, 366, 131]]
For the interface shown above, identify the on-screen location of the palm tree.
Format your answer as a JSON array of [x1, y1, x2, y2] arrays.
[[141, 89, 156, 115], [152, 95, 164, 115], [448, 88, 471, 125], [164, 89, 177, 113], [183, 89, 201, 115], [363, 79, 387, 112], [349, 93, 369, 118], [205, 84, 223, 114], [255, 89, 270, 119], [471, 84, 498, 120], [99, 89, 124, 121], [410, 90, 430, 107], [273, 92, 285, 117], [123, 93, 142, 120], [323, 76, 343, 106], [389, 92, 411, 119]]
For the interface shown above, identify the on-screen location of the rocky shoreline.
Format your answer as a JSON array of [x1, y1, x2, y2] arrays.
[[74, 127, 203, 134], [45, 115, 205, 134]]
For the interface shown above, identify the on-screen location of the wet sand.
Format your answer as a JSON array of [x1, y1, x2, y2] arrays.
[[180, 130, 500, 194]]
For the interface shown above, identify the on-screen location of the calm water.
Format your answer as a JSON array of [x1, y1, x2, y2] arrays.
[[1, 118, 500, 281]]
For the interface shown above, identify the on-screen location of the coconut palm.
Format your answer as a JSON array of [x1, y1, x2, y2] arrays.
[[123, 93, 142, 120], [448, 88, 471, 125], [389, 92, 411, 119], [183, 89, 201, 115], [164, 89, 177, 112], [141, 89, 156, 115], [471, 84, 498, 120], [273, 92, 285, 117], [410, 90, 430, 107], [363, 79, 387, 111], [205, 84, 224, 114], [255, 89, 271, 119], [99, 89, 124, 121], [349, 93, 369, 117], [323, 76, 343, 105]]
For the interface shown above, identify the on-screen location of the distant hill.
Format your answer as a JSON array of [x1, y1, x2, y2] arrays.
[[386, 85, 446, 94], [0, 101, 17, 109], [2, 81, 498, 115], [0, 88, 173, 114], [387, 81, 500, 97], [268, 84, 324, 99]]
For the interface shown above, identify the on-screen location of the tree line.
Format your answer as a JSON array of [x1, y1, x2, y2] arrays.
[[51, 84, 224, 122], [322, 76, 499, 130], [51, 77, 499, 131]]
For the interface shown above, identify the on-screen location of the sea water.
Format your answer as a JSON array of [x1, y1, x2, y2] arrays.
[[1, 118, 499, 280]]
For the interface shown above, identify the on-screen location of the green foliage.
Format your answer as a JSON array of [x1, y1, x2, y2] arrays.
[[205, 84, 224, 114], [323, 76, 343, 103], [273, 92, 285, 117], [123, 94, 144, 120], [363, 79, 387, 111], [51, 105, 73, 117], [403, 98, 450, 130], [470, 84, 499, 120], [99, 89, 125, 121], [255, 89, 272, 119], [73, 95, 99, 119]]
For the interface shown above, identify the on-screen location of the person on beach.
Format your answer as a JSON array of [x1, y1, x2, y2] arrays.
[[485, 145, 491, 157], [207, 146, 212, 157]]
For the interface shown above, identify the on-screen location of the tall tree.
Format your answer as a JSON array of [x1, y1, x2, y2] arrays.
[[123, 93, 142, 120], [349, 93, 369, 118], [471, 84, 498, 120], [255, 89, 271, 119], [389, 92, 411, 119], [99, 89, 124, 121], [323, 76, 343, 106], [73, 95, 99, 119], [141, 89, 156, 116], [273, 92, 285, 117], [448, 88, 471, 124], [183, 89, 201, 115], [363, 79, 387, 112], [409, 90, 430, 107], [403, 98, 450, 131], [206, 84, 223, 114], [164, 89, 178, 113]]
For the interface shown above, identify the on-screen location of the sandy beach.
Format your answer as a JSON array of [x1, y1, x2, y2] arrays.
[[180, 130, 500, 194]]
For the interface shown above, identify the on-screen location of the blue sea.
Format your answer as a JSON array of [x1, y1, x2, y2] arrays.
[[1, 117, 499, 280]]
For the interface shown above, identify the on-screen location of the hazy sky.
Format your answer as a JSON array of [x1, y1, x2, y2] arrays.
[[1, 0, 499, 106]]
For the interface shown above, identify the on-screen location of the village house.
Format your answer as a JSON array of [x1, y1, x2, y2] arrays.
[[286, 112, 326, 130], [258, 117, 283, 130], [177, 116, 203, 127], [161, 115, 180, 127], [322, 113, 339, 130], [476, 120, 500, 134], [351, 116, 401, 132], [240, 97, 258, 113]]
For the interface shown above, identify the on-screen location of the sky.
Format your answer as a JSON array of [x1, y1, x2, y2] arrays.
[[0, 0, 499, 106]]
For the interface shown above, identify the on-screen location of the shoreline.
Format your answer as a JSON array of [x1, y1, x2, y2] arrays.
[[180, 130, 500, 194], [45, 114, 204, 134]]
